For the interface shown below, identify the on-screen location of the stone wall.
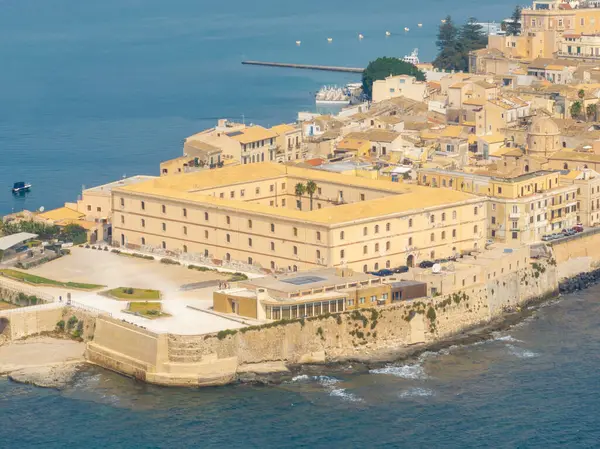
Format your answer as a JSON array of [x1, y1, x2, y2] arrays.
[[551, 230, 600, 279], [0, 306, 64, 342], [84, 261, 558, 387]]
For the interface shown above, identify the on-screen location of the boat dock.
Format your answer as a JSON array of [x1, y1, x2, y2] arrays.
[[242, 61, 364, 73]]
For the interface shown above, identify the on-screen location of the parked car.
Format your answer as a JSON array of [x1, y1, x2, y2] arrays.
[[573, 224, 584, 233], [393, 265, 409, 274], [419, 260, 435, 269], [370, 269, 394, 277], [541, 235, 552, 242]]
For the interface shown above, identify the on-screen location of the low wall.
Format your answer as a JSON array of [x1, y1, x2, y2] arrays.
[[551, 230, 600, 279], [84, 261, 558, 387], [0, 306, 64, 342]]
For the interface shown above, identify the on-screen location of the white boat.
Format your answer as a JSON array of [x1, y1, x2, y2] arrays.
[[327, 37, 333, 42], [404, 27, 410, 32], [315, 85, 351, 106], [296, 40, 301, 45], [403, 48, 420, 65], [358, 33, 364, 39], [12, 182, 31, 194], [418, 23, 423, 27], [385, 31, 391, 36]]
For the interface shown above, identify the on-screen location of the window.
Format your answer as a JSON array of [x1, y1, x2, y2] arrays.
[[293, 246, 298, 255], [226, 234, 231, 243], [120, 215, 124, 224], [386, 223, 390, 232], [316, 249, 321, 259], [270, 242, 275, 251], [271, 261, 275, 269], [430, 233, 435, 242], [230, 191, 235, 199], [452, 211, 457, 219], [282, 183, 286, 190], [220, 193, 224, 199], [248, 238, 253, 247], [430, 214, 435, 223], [363, 245, 368, 255], [441, 231, 446, 240], [204, 230, 209, 239], [162, 205, 166, 214], [409, 218, 413, 228], [363, 227, 368, 236], [386, 241, 391, 250], [375, 225, 380, 234], [359, 296, 366, 304], [248, 257, 253, 265], [141, 201, 145, 210], [183, 226, 187, 235], [370, 295, 377, 303], [183, 245, 188, 253], [340, 249, 345, 259], [271, 224, 275, 232], [141, 237, 146, 245], [408, 237, 413, 246], [360, 193, 365, 201], [340, 231, 345, 240], [316, 231, 321, 241], [248, 219, 253, 229], [255, 187, 260, 195], [293, 227, 298, 237], [282, 199, 286, 207], [512, 231, 518, 239], [240, 189, 245, 197], [97, 207, 101, 212], [452, 229, 457, 238], [347, 299, 354, 306], [162, 222, 166, 232], [141, 219, 145, 228], [374, 263, 379, 271], [204, 212, 209, 221], [226, 216, 230, 225], [492, 217, 496, 224], [270, 184, 274, 192], [474, 225, 478, 234], [474, 206, 478, 215], [375, 243, 380, 252], [120, 198, 124, 207], [442, 212, 446, 222]]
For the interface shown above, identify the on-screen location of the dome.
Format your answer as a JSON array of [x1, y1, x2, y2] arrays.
[[528, 116, 560, 136]]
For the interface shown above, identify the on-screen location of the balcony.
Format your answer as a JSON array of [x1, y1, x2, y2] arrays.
[[509, 211, 521, 219]]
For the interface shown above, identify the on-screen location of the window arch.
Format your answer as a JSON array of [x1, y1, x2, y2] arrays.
[[430, 232, 435, 242], [386, 260, 391, 268], [375, 243, 380, 252], [363, 264, 368, 273], [408, 237, 413, 246], [204, 212, 209, 221], [375, 225, 380, 234], [226, 234, 231, 243], [386, 241, 391, 250], [316, 249, 321, 259], [363, 245, 368, 255], [374, 263, 379, 270]]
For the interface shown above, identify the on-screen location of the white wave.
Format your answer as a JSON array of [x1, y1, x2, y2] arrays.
[[399, 387, 434, 398], [329, 387, 363, 402], [493, 334, 523, 343], [506, 344, 539, 359], [315, 375, 341, 387], [290, 375, 310, 382], [369, 364, 428, 379]]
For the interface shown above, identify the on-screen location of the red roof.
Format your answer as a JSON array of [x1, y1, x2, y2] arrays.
[[304, 158, 325, 167]]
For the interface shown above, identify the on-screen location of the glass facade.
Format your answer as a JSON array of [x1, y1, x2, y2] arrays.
[[265, 299, 345, 320]]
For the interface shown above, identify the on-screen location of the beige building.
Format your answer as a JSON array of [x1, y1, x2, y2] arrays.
[[111, 164, 487, 273], [560, 168, 600, 226], [418, 168, 578, 242], [270, 123, 305, 162], [372, 74, 428, 103]]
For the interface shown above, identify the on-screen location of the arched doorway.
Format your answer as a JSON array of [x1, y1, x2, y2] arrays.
[[120, 234, 125, 246], [406, 254, 414, 268], [225, 253, 231, 262]]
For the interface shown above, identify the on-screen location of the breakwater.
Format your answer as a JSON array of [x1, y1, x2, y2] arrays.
[[241, 61, 364, 73]]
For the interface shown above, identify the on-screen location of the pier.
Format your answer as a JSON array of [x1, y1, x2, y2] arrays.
[[242, 60, 364, 73]]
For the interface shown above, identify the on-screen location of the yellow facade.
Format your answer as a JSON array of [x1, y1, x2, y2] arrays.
[[111, 164, 487, 273]]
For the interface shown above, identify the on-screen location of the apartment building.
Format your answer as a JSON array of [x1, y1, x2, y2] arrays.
[[270, 123, 305, 162]]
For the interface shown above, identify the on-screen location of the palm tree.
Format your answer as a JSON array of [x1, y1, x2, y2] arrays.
[[295, 183, 306, 210], [306, 181, 317, 211], [570, 101, 582, 119], [578, 89, 586, 100], [587, 103, 597, 122]]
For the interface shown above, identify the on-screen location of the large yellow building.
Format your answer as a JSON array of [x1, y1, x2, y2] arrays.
[[111, 164, 487, 273]]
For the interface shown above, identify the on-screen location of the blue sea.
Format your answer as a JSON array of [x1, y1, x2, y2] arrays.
[[5, 2, 597, 447], [2, 287, 600, 448]]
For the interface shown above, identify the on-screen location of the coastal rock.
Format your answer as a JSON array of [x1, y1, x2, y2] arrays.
[[7, 363, 82, 389]]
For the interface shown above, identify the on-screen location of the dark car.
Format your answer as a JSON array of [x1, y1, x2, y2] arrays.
[[573, 224, 584, 233], [419, 260, 434, 269], [393, 265, 409, 274], [371, 269, 394, 277]]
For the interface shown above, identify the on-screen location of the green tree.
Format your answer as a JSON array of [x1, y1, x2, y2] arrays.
[[361, 57, 425, 99], [458, 18, 487, 71], [294, 183, 306, 210], [570, 101, 583, 119], [578, 89, 586, 100], [433, 16, 464, 71], [60, 224, 88, 245], [305, 180, 318, 211], [587, 103, 597, 121], [506, 6, 522, 36]]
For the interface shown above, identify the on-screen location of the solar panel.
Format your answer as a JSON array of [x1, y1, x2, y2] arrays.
[[281, 276, 326, 286], [225, 131, 243, 137]]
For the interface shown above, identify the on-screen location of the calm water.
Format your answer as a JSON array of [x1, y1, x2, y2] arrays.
[[0, 0, 510, 215], [2, 287, 600, 448]]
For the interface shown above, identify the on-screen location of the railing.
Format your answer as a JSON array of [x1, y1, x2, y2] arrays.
[[0, 302, 62, 315]]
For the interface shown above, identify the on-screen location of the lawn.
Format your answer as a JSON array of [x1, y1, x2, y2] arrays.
[[0, 269, 104, 290], [107, 287, 161, 301], [126, 301, 169, 319]]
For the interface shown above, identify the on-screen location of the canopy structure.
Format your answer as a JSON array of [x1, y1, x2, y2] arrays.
[[0, 232, 38, 251]]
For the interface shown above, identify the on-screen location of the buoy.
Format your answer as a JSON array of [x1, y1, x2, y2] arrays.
[[296, 40, 301, 45], [404, 27, 410, 32], [385, 31, 391, 36], [327, 37, 333, 42], [358, 33, 364, 39], [418, 23, 423, 27], [441, 19, 446, 23]]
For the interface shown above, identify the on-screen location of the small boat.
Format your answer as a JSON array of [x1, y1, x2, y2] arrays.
[[385, 31, 391, 36], [12, 182, 31, 194], [358, 33, 364, 39], [296, 40, 301, 45], [327, 37, 333, 42], [418, 23, 423, 27], [403, 48, 420, 65], [404, 27, 410, 32]]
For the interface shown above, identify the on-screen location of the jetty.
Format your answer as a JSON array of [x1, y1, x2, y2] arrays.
[[242, 60, 364, 73]]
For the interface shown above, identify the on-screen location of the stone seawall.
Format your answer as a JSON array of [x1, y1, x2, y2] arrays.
[[85, 261, 557, 387]]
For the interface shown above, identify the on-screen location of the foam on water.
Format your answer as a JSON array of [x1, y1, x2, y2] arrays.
[[289, 375, 362, 402], [399, 388, 435, 398], [290, 375, 310, 382], [369, 364, 428, 379], [506, 344, 540, 359], [493, 333, 523, 343]]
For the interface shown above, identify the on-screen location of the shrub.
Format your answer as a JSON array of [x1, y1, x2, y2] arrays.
[[104, 247, 109, 251], [111, 249, 121, 254], [67, 315, 78, 330], [76, 321, 84, 333], [217, 329, 238, 340], [316, 327, 324, 339], [336, 315, 343, 325], [146, 309, 159, 316], [56, 320, 65, 331], [160, 258, 180, 265], [426, 307, 437, 322]]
